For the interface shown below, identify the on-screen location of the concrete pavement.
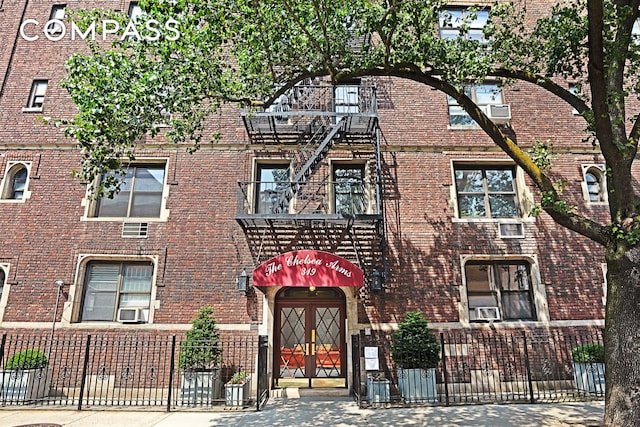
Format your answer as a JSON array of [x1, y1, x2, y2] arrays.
[[0, 397, 604, 427]]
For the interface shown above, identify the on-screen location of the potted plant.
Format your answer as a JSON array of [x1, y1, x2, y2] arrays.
[[391, 311, 440, 403], [225, 370, 250, 408], [571, 342, 605, 394], [366, 371, 391, 404], [179, 306, 223, 404], [0, 348, 51, 401]]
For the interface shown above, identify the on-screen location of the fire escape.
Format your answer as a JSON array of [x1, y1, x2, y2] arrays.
[[235, 82, 385, 278]]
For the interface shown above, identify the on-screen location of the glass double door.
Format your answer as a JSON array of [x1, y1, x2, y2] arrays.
[[275, 292, 346, 388]]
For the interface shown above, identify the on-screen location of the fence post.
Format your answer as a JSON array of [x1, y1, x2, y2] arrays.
[[0, 333, 5, 405], [257, 335, 269, 411], [522, 331, 535, 404], [351, 334, 361, 407], [77, 334, 92, 411], [440, 332, 450, 406], [167, 335, 177, 412], [0, 333, 6, 365]]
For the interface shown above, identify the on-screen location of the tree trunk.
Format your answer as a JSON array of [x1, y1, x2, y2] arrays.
[[604, 244, 640, 426]]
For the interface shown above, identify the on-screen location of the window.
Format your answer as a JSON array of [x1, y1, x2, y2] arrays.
[[94, 163, 166, 218], [0, 267, 5, 300], [568, 83, 580, 115], [582, 165, 607, 203], [439, 7, 489, 41], [465, 261, 536, 321], [129, 2, 142, 19], [454, 164, 519, 218], [333, 164, 366, 214], [46, 5, 66, 35], [1, 163, 30, 201], [255, 163, 290, 214], [25, 80, 48, 110], [81, 261, 153, 322], [448, 84, 503, 127], [334, 85, 360, 114]]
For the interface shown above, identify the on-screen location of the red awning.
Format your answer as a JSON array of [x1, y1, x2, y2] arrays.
[[252, 250, 364, 287]]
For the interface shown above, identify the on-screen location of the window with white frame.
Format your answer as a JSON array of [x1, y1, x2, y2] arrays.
[[25, 80, 48, 110], [93, 163, 167, 218], [582, 164, 607, 203], [334, 85, 360, 114], [1, 162, 30, 201], [255, 162, 290, 214], [465, 260, 536, 321], [439, 7, 490, 42], [46, 5, 66, 35], [333, 164, 366, 214], [447, 83, 503, 127], [454, 164, 520, 218], [80, 261, 153, 322]]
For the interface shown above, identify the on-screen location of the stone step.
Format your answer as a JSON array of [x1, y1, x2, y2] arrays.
[[271, 387, 351, 398]]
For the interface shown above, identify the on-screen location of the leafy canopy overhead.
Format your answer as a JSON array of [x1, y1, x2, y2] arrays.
[[62, 0, 640, 247]]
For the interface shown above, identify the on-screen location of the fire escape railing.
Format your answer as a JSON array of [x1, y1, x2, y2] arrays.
[[236, 180, 379, 217]]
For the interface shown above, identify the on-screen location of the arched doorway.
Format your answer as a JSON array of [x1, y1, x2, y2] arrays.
[[274, 287, 346, 388]]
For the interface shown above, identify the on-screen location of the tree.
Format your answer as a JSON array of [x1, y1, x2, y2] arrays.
[[59, 0, 640, 424]]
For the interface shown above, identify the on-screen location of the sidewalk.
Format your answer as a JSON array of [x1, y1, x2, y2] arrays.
[[0, 397, 604, 427]]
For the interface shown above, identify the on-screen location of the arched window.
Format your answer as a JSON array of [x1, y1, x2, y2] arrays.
[[0, 268, 5, 297], [586, 171, 602, 202], [1, 163, 30, 201], [582, 165, 607, 203]]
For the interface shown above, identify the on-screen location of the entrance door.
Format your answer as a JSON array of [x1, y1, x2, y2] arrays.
[[275, 287, 346, 388]]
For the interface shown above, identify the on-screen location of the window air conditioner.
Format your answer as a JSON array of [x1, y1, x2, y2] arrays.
[[483, 104, 511, 124], [117, 307, 144, 323], [475, 307, 501, 321]]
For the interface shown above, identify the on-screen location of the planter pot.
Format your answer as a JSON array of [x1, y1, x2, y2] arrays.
[[180, 370, 222, 404], [225, 381, 250, 407], [367, 377, 390, 403], [573, 362, 605, 394], [0, 368, 52, 401], [397, 367, 437, 403]]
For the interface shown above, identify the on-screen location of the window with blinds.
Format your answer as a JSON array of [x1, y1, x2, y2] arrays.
[[81, 261, 153, 322]]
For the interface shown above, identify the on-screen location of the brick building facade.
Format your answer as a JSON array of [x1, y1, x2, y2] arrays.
[[0, 1, 611, 392]]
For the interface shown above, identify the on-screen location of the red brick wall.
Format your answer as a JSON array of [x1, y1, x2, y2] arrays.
[[0, 1, 610, 332]]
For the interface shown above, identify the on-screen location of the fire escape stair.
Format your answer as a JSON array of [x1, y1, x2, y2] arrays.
[[274, 118, 345, 213]]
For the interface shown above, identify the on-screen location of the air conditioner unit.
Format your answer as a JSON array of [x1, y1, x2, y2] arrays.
[[476, 307, 501, 321], [117, 307, 144, 323], [483, 104, 511, 124]]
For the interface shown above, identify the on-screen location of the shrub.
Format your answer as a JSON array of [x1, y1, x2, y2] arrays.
[[391, 311, 440, 369], [228, 371, 248, 385], [178, 306, 222, 371], [5, 348, 48, 370], [571, 343, 605, 363]]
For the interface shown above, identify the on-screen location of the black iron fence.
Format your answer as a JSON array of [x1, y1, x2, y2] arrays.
[[353, 329, 605, 408], [0, 333, 268, 411]]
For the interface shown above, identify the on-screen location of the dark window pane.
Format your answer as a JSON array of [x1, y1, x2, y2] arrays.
[[502, 293, 534, 319], [488, 195, 518, 217], [459, 195, 486, 217], [96, 166, 164, 218], [334, 166, 365, 214], [455, 170, 484, 193], [82, 264, 119, 321], [486, 169, 514, 192], [256, 165, 289, 214], [10, 168, 28, 199]]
